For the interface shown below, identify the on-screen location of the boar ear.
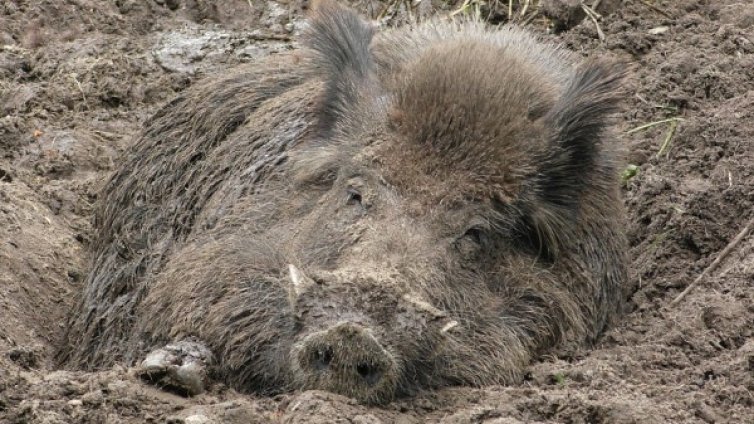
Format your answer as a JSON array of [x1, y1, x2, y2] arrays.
[[522, 60, 626, 256], [305, 0, 376, 135], [536, 59, 626, 209]]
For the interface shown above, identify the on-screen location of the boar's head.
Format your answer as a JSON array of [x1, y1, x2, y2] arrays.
[[269, 0, 627, 403]]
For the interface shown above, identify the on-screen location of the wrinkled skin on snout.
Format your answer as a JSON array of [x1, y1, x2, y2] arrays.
[[58, 0, 630, 405]]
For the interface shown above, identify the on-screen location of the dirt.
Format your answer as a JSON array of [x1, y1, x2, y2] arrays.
[[1, 0, 752, 422]]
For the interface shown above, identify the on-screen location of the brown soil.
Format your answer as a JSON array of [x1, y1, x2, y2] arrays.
[[1, 0, 752, 422]]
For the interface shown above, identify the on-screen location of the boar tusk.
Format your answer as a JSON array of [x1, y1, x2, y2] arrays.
[[288, 264, 315, 297], [440, 320, 459, 334]]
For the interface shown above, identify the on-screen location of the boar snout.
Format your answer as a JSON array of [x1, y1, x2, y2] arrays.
[[297, 322, 394, 388], [292, 320, 400, 403]]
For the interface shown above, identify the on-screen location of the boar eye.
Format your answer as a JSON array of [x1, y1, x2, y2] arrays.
[[346, 188, 362, 206], [455, 225, 488, 257], [462, 227, 485, 245]]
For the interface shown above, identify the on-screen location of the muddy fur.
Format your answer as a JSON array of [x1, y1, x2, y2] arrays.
[[58, 0, 629, 404]]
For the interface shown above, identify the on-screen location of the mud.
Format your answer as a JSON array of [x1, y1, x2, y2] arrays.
[[1, 0, 752, 422]]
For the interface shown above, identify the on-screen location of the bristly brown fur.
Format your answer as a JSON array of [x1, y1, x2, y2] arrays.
[[381, 39, 558, 205], [58, 0, 630, 405]]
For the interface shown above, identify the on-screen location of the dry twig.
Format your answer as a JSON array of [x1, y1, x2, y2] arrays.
[[656, 118, 679, 158], [520, 10, 540, 26], [669, 218, 754, 307], [377, 0, 401, 20], [626, 117, 684, 158], [626, 117, 683, 134], [641, 0, 672, 18], [581, 3, 605, 41], [450, 0, 472, 17], [519, 0, 530, 18]]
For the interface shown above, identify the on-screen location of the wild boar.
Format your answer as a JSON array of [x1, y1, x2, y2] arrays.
[[58, 0, 629, 405]]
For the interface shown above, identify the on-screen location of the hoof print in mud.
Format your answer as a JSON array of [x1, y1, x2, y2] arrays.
[[137, 340, 214, 396]]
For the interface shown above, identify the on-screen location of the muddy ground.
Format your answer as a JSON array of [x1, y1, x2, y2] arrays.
[[1, 0, 753, 422]]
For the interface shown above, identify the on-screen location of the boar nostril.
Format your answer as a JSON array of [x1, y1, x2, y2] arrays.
[[313, 347, 333, 370], [356, 362, 382, 386]]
